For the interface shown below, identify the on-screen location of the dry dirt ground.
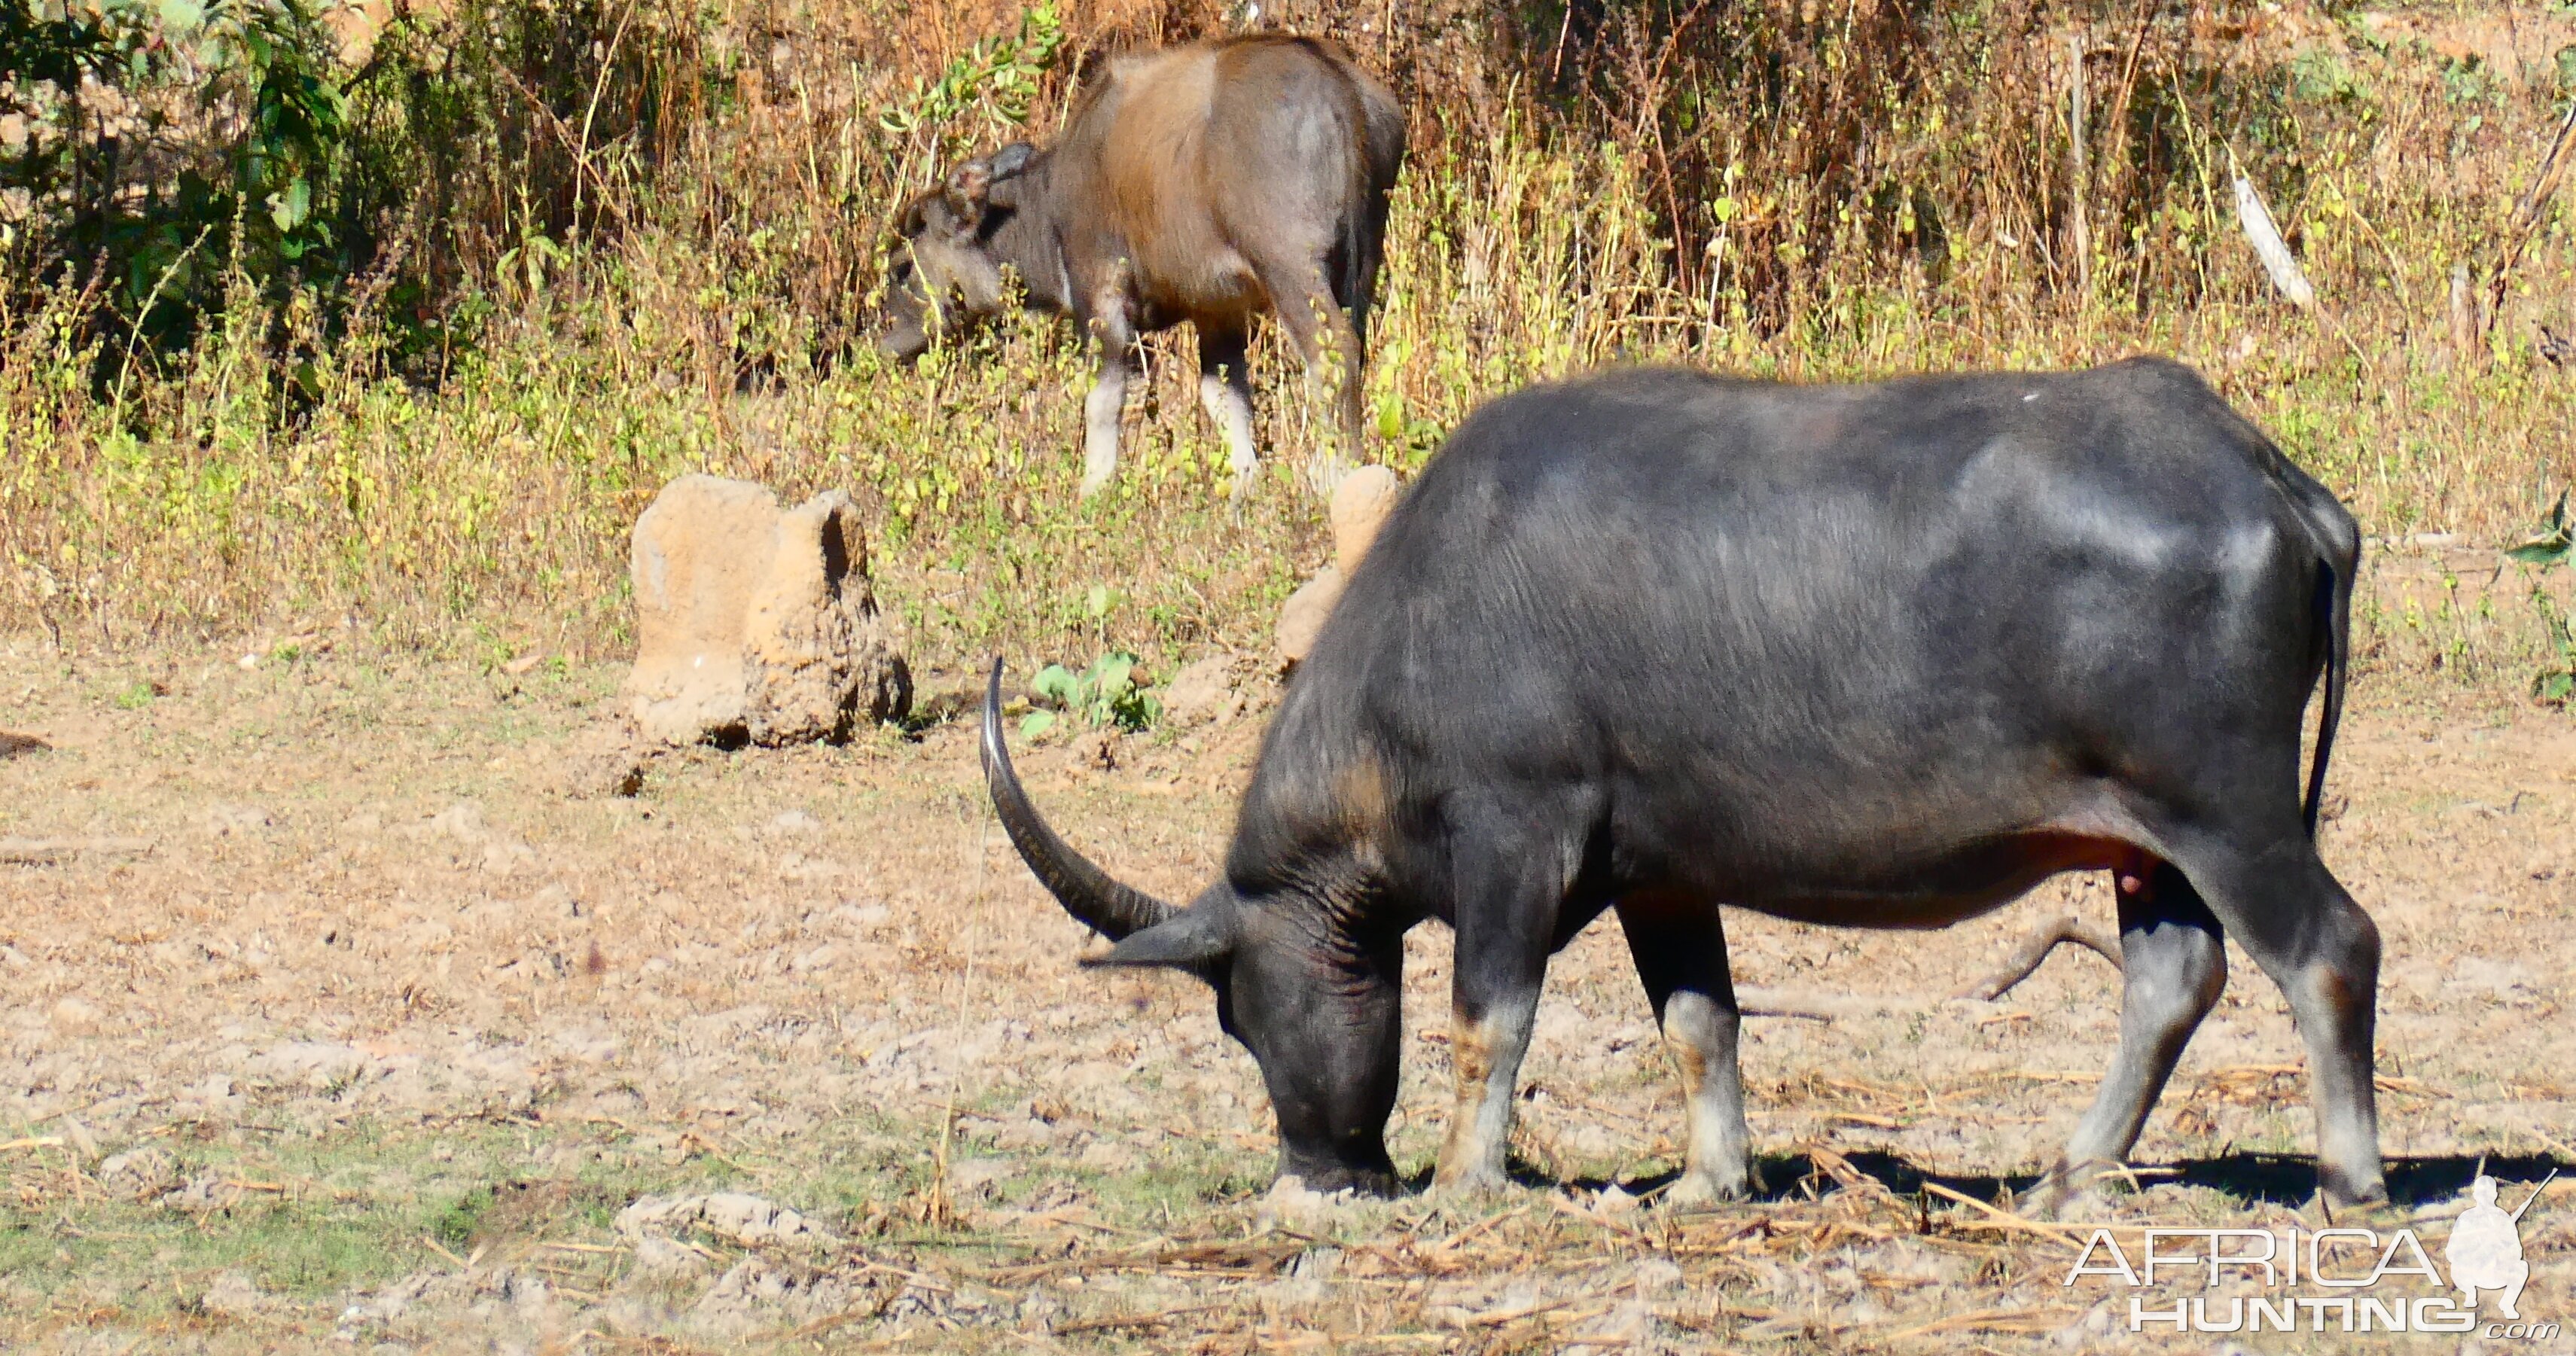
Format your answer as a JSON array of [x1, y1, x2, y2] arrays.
[[2, 634, 2573, 1354]]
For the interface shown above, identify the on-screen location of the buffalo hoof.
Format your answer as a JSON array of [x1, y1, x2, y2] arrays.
[[1273, 1165, 1395, 1200], [2320, 1166, 2390, 1211], [2026, 1159, 2151, 1220], [1663, 1166, 1755, 1211], [1429, 1163, 1513, 1199], [2025, 1180, 2116, 1223]]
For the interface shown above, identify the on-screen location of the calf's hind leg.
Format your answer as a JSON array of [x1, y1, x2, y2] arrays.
[[2030, 861, 2226, 1215], [1257, 263, 1365, 494], [1614, 896, 1757, 1204]]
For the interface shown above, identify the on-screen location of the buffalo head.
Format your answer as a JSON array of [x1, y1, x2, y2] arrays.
[[978, 661, 1401, 1194], [878, 143, 1035, 361]]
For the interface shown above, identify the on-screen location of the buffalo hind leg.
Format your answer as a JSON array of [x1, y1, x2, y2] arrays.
[[2169, 835, 2385, 1206], [1259, 264, 1364, 495], [1079, 296, 1139, 498], [1196, 325, 1259, 500], [1614, 896, 1757, 1205], [2030, 861, 2226, 1215], [1432, 815, 1560, 1194]]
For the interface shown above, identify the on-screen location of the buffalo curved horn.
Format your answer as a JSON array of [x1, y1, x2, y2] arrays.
[[980, 658, 1175, 940], [988, 142, 1035, 180]]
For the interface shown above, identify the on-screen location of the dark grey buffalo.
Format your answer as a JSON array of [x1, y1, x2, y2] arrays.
[[981, 358, 2383, 1211], [879, 35, 1404, 499]]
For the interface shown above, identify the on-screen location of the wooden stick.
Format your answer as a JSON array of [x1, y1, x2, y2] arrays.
[[2451, 264, 2482, 362], [2484, 99, 2576, 337], [2065, 29, 2091, 298], [0, 837, 156, 865], [1953, 914, 2123, 1001], [1734, 986, 1913, 1021]]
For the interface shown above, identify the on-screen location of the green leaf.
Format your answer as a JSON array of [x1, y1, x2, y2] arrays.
[[2506, 491, 2571, 565], [1092, 653, 1134, 700], [2505, 540, 2571, 565], [1376, 389, 1404, 441], [267, 175, 309, 232], [1020, 710, 1056, 737], [1032, 663, 1078, 704], [2539, 672, 2574, 703]]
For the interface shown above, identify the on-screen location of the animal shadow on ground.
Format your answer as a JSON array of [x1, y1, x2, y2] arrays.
[[1518, 1150, 2572, 1211]]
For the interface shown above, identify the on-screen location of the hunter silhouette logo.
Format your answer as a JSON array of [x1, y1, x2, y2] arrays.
[[2063, 1168, 2559, 1338], [2448, 1170, 2550, 1321]]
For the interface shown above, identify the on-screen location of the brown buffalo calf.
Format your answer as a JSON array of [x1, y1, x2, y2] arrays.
[[879, 35, 1405, 499]]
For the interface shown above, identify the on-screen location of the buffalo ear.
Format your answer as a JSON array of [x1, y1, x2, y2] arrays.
[[896, 190, 932, 239], [942, 157, 994, 226], [1081, 902, 1236, 974]]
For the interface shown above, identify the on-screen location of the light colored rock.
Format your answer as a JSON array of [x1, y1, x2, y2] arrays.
[[1276, 565, 1344, 667], [1330, 465, 1403, 574], [744, 489, 907, 743], [202, 1271, 264, 1315], [627, 476, 909, 746], [632, 1235, 709, 1277], [98, 1146, 177, 1199], [627, 474, 779, 745], [616, 1191, 842, 1249], [1161, 654, 1240, 726], [1276, 468, 1403, 668]]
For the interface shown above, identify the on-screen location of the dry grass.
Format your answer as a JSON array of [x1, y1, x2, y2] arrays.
[[0, 640, 2570, 1350]]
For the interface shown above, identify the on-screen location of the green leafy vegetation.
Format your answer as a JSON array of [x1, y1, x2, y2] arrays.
[[1023, 650, 1157, 736], [2509, 491, 2576, 704]]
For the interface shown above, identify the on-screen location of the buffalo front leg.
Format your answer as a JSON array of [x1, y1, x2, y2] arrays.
[[1614, 896, 1756, 1205], [2029, 861, 2226, 1216], [1432, 819, 1559, 1194], [1196, 325, 1259, 499]]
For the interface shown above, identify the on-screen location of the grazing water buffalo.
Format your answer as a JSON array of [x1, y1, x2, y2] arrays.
[[981, 358, 2383, 1211], [879, 35, 1404, 498]]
